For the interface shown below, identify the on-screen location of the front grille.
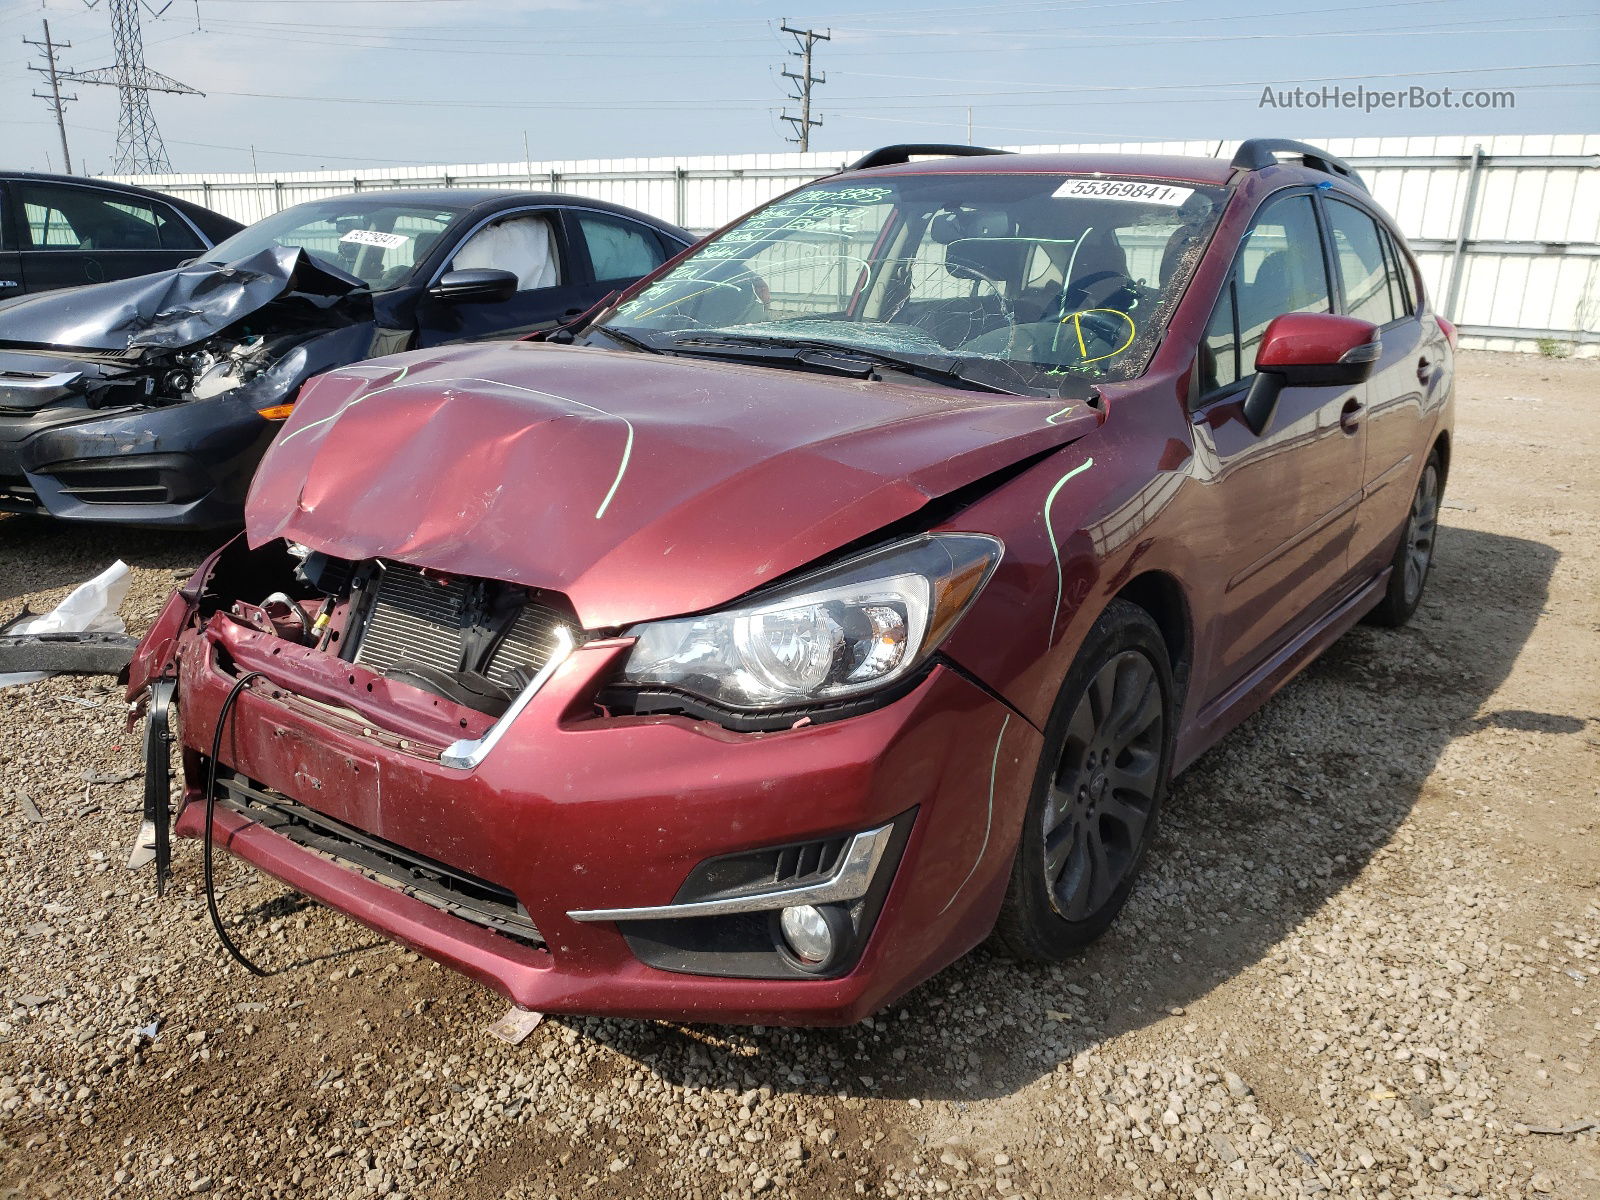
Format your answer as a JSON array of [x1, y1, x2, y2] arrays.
[[353, 562, 470, 676], [215, 768, 545, 948], [350, 560, 576, 689]]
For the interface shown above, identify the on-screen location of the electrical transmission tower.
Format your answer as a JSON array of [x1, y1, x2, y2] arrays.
[[778, 20, 829, 152], [64, 0, 202, 175], [25, 20, 77, 174]]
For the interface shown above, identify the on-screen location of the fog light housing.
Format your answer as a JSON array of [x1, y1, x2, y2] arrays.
[[779, 904, 842, 968]]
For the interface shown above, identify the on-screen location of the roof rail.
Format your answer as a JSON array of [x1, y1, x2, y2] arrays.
[[1230, 138, 1367, 191], [844, 144, 1011, 172]]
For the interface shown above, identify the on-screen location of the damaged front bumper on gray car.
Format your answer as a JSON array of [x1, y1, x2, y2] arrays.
[[0, 246, 380, 528]]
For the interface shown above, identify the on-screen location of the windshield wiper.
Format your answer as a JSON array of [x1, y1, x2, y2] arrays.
[[590, 325, 664, 354], [669, 333, 1033, 395]]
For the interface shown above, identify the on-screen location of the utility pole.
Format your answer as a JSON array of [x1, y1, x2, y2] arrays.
[[64, 0, 202, 176], [25, 20, 77, 175], [778, 19, 829, 152]]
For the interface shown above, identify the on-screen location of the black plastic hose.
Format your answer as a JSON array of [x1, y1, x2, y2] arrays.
[[203, 670, 269, 977]]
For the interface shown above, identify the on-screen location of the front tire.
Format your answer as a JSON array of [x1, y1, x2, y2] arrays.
[[1366, 449, 1442, 628], [991, 599, 1174, 961]]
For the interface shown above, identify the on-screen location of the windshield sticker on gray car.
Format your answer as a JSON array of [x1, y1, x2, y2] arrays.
[[339, 229, 410, 249]]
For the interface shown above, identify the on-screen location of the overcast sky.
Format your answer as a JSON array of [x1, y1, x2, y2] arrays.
[[2, 0, 1596, 176]]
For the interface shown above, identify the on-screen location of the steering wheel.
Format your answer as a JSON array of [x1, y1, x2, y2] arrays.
[[1046, 308, 1138, 363], [1062, 270, 1136, 313], [956, 307, 1137, 368]]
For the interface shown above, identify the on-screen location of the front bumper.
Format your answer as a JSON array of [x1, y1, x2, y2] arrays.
[[169, 615, 1037, 1024], [0, 397, 277, 528]]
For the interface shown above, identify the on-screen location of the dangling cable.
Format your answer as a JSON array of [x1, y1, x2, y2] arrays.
[[204, 671, 269, 977]]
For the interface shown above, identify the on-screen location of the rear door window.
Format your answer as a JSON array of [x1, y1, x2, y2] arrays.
[[575, 213, 667, 284], [1323, 198, 1405, 326]]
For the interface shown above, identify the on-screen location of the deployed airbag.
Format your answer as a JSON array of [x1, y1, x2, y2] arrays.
[[451, 217, 557, 292]]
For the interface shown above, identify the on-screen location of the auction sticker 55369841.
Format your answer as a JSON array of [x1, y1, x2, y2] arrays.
[[1053, 178, 1195, 206]]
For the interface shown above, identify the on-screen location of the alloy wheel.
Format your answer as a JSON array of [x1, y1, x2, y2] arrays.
[[1403, 462, 1440, 605], [1042, 650, 1165, 920]]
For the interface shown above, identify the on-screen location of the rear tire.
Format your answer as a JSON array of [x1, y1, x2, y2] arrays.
[[1366, 449, 1442, 628], [990, 599, 1174, 961]]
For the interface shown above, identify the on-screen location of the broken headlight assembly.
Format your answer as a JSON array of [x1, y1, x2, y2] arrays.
[[617, 533, 1002, 716]]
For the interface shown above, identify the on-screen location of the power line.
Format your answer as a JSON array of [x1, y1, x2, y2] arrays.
[[192, 60, 1598, 114], [62, 0, 202, 174], [24, 19, 76, 174], [778, 20, 829, 152]]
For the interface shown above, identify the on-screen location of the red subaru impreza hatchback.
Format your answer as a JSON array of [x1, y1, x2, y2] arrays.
[[129, 139, 1453, 1024]]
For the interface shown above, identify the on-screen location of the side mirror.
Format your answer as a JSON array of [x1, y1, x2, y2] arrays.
[[1242, 311, 1381, 434], [427, 268, 518, 305]]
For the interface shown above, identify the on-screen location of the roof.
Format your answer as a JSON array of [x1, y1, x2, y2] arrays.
[[267, 188, 692, 240], [851, 152, 1241, 187], [312, 187, 565, 208]]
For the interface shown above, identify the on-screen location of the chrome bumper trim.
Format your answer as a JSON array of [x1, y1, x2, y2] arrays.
[[566, 821, 896, 922], [439, 626, 574, 771]]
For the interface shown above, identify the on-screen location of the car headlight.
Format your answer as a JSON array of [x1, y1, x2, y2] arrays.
[[619, 534, 1002, 711]]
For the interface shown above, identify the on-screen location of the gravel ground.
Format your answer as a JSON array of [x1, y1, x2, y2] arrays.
[[2, 348, 1597, 1200]]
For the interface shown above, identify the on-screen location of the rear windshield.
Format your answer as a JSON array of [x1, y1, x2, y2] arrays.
[[599, 172, 1227, 388]]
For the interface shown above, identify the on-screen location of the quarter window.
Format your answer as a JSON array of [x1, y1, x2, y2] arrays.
[[1379, 225, 1416, 317], [1197, 192, 1333, 400], [1324, 199, 1407, 326]]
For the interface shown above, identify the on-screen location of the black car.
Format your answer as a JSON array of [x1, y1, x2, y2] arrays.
[[0, 189, 691, 528], [0, 171, 242, 297]]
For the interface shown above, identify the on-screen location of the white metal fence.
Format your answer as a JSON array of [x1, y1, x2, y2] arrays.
[[113, 134, 1600, 356]]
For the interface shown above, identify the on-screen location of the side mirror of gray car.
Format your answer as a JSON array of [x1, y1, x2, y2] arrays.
[[428, 268, 518, 305]]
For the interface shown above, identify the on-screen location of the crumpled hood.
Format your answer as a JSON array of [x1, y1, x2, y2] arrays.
[[247, 341, 1101, 629], [0, 246, 367, 353]]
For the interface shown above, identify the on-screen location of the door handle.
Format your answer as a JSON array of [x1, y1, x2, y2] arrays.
[[1339, 397, 1364, 434], [561, 307, 584, 318], [1416, 357, 1432, 385]]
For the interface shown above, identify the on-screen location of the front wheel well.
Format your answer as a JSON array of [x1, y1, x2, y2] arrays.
[[1113, 571, 1192, 705]]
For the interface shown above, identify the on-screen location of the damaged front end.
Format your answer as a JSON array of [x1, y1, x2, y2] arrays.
[[0, 247, 376, 527], [126, 533, 585, 896], [128, 529, 1007, 1022], [123, 345, 1096, 1022]]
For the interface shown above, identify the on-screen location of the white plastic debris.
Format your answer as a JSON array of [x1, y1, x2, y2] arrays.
[[486, 1006, 544, 1045], [0, 560, 132, 688]]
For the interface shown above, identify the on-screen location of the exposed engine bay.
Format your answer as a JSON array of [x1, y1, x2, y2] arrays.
[[201, 538, 581, 720], [0, 330, 322, 413], [0, 247, 385, 525]]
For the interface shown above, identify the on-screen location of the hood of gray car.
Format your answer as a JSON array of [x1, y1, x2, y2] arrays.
[[0, 245, 368, 354]]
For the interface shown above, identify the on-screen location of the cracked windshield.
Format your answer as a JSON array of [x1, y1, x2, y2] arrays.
[[203, 200, 465, 289], [600, 173, 1226, 391]]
